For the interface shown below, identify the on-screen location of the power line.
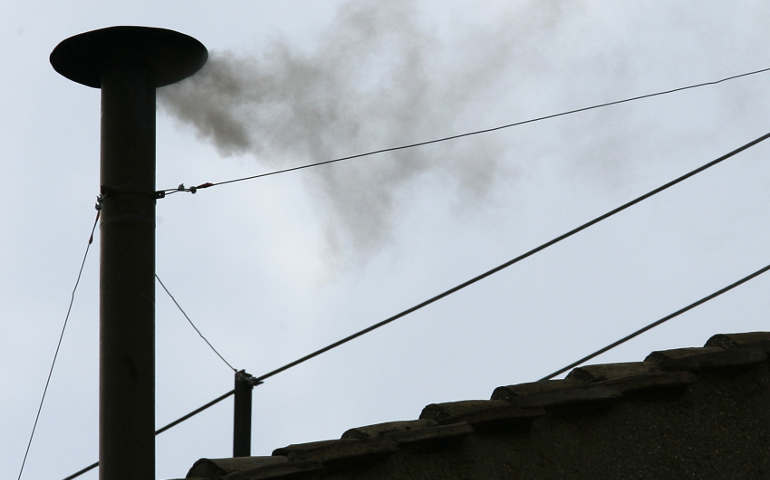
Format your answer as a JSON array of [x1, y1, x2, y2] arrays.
[[159, 66, 770, 196], [61, 265, 770, 480], [19, 209, 100, 480], [155, 273, 237, 372], [62, 274, 239, 478], [539, 262, 770, 381], [249, 130, 770, 384], [62, 389, 235, 480], [61, 128, 770, 479], [64, 263, 770, 480], [61, 462, 98, 480]]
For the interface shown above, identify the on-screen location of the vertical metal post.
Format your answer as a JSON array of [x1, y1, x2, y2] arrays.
[[99, 63, 157, 480], [233, 370, 256, 457], [50, 27, 207, 480]]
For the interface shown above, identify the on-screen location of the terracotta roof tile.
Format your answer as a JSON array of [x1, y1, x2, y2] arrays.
[[221, 461, 321, 480], [491, 380, 620, 408], [341, 419, 437, 440], [187, 457, 287, 478], [382, 422, 472, 446], [271, 438, 397, 466], [419, 400, 544, 428], [567, 361, 658, 382], [568, 361, 696, 393], [705, 331, 770, 352], [644, 345, 766, 370]]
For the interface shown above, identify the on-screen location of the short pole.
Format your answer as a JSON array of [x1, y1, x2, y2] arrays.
[[233, 370, 259, 457]]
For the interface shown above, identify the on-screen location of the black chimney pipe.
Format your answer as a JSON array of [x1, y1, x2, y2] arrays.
[[50, 27, 206, 480]]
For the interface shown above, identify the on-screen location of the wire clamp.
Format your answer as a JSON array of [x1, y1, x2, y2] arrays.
[[95, 194, 104, 211], [173, 183, 197, 194], [236, 370, 263, 387]]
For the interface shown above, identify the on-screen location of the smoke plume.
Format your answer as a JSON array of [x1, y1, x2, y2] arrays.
[[159, 0, 567, 256]]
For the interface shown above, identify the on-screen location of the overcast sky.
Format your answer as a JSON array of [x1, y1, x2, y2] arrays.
[[4, 1, 770, 478]]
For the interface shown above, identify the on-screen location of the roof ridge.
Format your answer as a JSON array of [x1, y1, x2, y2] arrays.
[[184, 331, 770, 480]]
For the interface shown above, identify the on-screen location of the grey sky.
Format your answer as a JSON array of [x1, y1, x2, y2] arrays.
[[4, 1, 770, 478]]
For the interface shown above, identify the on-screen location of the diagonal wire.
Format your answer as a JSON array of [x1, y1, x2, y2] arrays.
[[155, 273, 237, 372], [61, 264, 770, 480], [539, 262, 770, 381], [62, 389, 235, 480], [18, 209, 100, 480], [160, 66, 770, 195], [60, 128, 770, 479], [250, 130, 770, 384]]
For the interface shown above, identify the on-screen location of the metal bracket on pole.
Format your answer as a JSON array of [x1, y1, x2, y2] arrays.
[[233, 370, 261, 457]]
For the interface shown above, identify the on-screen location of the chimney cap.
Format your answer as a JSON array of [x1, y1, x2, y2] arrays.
[[50, 26, 207, 88]]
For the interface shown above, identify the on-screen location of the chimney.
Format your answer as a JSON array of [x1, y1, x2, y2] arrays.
[[50, 26, 207, 480]]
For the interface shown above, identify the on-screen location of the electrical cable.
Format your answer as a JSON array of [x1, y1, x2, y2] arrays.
[[155, 274, 237, 372], [60, 128, 770, 479], [19, 209, 100, 480], [539, 262, 770, 381], [62, 263, 770, 479], [63, 262, 770, 480], [159, 66, 770, 196], [61, 389, 235, 480], [249, 130, 770, 384]]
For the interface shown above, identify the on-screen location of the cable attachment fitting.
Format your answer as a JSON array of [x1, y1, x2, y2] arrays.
[[235, 369, 263, 387], [175, 183, 198, 194], [95, 194, 104, 211]]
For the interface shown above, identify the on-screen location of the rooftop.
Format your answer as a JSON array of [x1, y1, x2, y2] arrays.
[[181, 332, 770, 479]]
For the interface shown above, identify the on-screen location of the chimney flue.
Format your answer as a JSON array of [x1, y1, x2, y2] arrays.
[[51, 26, 207, 480]]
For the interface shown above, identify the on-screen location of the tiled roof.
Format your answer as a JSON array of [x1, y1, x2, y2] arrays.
[[183, 332, 770, 480]]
